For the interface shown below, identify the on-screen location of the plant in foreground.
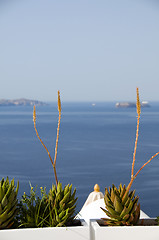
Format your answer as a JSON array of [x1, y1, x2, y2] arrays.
[[0, 177, 19, 229], [27, 91, 77, 227], [101, 88, 159, 226], [18, 185, 49, 228], [18, 182, 77, 228], [48, 181, 77, 227]]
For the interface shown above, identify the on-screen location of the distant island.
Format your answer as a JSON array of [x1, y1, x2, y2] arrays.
[[0, 98, 47, 106], [115, 101, 150, 108]]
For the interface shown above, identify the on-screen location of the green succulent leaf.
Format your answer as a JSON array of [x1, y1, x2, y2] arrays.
[[19, 181, 77, 228], [103, 184, 140, 226], [0, 178, 19, 229]]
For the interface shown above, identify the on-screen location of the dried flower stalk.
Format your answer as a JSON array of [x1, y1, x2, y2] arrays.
[[123, 88, 159, 198], [33, 91, 62, 187], [134, 152, 159, 179], [131, 87, 141, 179], [53, 90, 61, 167], [33, 106, 54, 167]]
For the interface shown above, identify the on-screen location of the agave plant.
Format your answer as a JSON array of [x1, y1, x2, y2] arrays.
[[102, 184, 140, 226], [48, 182, 77, 227], [0, 177, 19, 229], [102, 88, 159, 226], [32, 91, 77, 227], [18, 182, 77, 228]]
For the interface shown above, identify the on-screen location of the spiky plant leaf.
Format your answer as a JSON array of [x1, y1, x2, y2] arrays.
[[102, 184, 140, 226], [0, 177, 19, 229], [48, 181, 77, 227]]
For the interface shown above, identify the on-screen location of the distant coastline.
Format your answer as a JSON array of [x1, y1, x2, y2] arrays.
[[0, 98, 47, 106]]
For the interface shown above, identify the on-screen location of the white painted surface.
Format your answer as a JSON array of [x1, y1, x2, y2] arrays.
[[77, 198, 149, 223], [81, 191, 104, 210], [90, 220, 159, 240], [0, 220, 89, 240]]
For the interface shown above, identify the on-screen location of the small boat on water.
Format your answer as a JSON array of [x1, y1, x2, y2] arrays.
[[115, 101, 150, 108]]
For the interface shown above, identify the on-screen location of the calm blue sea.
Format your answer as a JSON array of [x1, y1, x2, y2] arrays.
[[0, 102, 159, 217]]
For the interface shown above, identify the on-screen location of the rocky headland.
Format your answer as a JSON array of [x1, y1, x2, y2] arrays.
[[0, 98, 47, 106]]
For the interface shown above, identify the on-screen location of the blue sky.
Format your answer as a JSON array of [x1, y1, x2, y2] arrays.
[[0, 0, 159, 102]]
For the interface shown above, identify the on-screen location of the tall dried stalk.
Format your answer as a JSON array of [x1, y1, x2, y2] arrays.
[[33, 91, 62, 187], [131, 87, 141, 179], [54, 91, 61, 167], [123, 88, 159, 198]]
